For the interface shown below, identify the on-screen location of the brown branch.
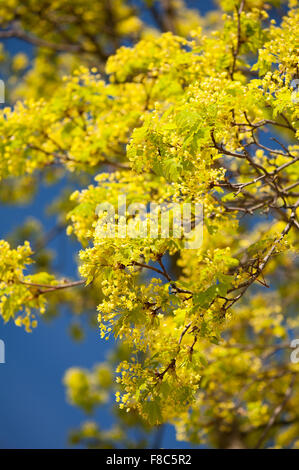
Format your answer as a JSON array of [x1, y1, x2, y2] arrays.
[[226, 200, 299, 306], [0, 26, 84, 53], [254, 376, 295, 449], [156, 358, 176, 380], [230, 0, 245, 80], [19, 279, 85, 293]]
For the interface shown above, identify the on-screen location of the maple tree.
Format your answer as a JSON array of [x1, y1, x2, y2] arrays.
[[0, 0, 299, 449]]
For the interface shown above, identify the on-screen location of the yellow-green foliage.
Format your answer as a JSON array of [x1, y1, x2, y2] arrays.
[[0, 0, 299, 449]]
